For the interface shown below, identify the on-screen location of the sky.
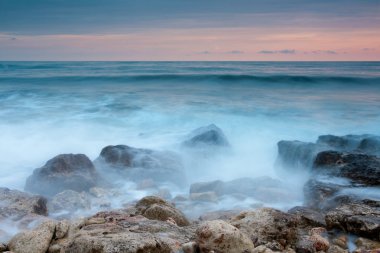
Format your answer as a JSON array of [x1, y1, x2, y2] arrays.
[[0, 0, 379, 61]]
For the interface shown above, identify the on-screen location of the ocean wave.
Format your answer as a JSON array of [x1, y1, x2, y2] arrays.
[[1, 74, 379, 85]]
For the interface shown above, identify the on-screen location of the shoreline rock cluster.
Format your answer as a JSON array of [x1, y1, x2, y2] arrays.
[[0, 127, 379, 253]]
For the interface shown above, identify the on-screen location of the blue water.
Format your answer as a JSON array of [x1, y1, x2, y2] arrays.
[[0, 61, 379, 191]]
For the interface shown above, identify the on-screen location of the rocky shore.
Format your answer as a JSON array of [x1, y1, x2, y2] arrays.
[[0, 125, 379, 253]]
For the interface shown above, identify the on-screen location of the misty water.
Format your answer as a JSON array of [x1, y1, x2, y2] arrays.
[[1, 61, 380, 219]]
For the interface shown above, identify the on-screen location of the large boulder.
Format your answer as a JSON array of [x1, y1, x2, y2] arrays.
[[0, 187, 47, 220], [288, 206, 326, 227], [48, 209, 195, 253], [358, 136, 380, 156], [182, 124, 229, 147], [95, 145, 185, 185], [25, 154, 98, 197], [195, 220, 255, 253], [303, 179, 343, 210], [8, 220, 56, 253], [313, 151, 380, 186], [325, 203, 380, 240], [135, 196, 190, 226], [230, 208, 298, 250], [316, 134, 369, 152]]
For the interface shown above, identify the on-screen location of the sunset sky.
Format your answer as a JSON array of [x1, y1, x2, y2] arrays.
[[0, 0, 379, 61]]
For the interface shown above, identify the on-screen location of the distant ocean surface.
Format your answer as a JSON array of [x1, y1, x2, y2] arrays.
[[0, 61, 380, 191]]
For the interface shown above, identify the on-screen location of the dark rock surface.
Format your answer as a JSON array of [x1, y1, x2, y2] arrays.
[[95, 145, 185, 185], [25, 154, 98, 197], [313, 151, 380, 186], [182, 124, 229, 147]]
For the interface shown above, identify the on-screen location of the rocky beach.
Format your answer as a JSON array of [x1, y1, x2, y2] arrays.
[[0, 125, 379, 253]]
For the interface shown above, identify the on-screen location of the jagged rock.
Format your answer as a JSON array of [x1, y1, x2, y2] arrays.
[[0, 187, 47, 220], [313, 151, 380, 186], [354, 237, 380, 251], [8, 220, 56, 253], [230, 208, 298, 249], [55, 220, 70, 239], [49, 210, 195, 253], [95, 145, 185, 185], [48, 190, 91, 213], [135, 196, 190, 226], [25, 154, 98, 197], [317, 134, 368, 151], [196, 220, 255, 253], [182, 124, 229, 147], [288, 206, 326, 227], [325, 203, 380, 240], [303, 179, 343, 210]]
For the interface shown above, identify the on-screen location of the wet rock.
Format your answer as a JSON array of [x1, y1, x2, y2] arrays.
[[25, 154, 98, 197], [277, 140, 320, 169], [135, 196, 190, 226], [50, 210, 195, 253], [95, 145, 185, 185], [325, 203, 380, 240], [230, 208, 298, 249], [190, 180, 224, 195], [358, 136, 380, 156], [8, 220, 56, 253], [190, 192, 218, 203], [0, 187, 47, 220], [303, 179, 343, 210], [182, 124, 229, 147], [196, 220, 255, 253], [317, 134, 368, 152], [288, 206, 326, 227], [313, 151, 380, 186], [48, 190, 91, 213]]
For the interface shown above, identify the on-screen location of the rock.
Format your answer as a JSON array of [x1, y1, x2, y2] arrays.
[[288, 206, 327, 227], [296, 236, 316, 253], [196, 220, 255, 253], [25, 154, 98, 197], [199, 210, 241, 221], [313, 151, 380, 186], [0, 187, 47, 220], [135, 196, 190, 226], [328, 245, 349, 253], [182, 124, 229, 147], [277, 140, 320, 169], [358, 136, 380, 156], [55, 220, 70, 239], [0, 243, 7, 252], [95, 145, 185, 185], [230, 208, 298, 249], [48, 190, 91, 213], [8, 220, 56, 253], [317, 134, 368, 152], [332, 235, 348, 249], [49, 209, 195, 253], [303, 179, 343, 209], [182, 241, 198, 253], [190, 180, 224, 195], [325, 203, 380, 240], [252, 245, 274, 253], [190, 192, 218, 203], [355, 237, 380, 251]]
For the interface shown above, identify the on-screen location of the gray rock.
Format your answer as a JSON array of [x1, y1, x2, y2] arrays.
[[8, 220, 56, 253], [25, 154, 98, 197], [0, 187, 47, 220], [182, 124, 229, 147], [95, 145, 185, 185], [196, 220, 255, 253], [48, 190, 91, 213], [135, 196, 190, 226]]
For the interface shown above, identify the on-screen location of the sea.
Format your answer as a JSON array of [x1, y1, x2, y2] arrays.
[[0, 61, 379, 212]]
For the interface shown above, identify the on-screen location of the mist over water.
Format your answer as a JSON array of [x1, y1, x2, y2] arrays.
[[0, 61, 380, 215]]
